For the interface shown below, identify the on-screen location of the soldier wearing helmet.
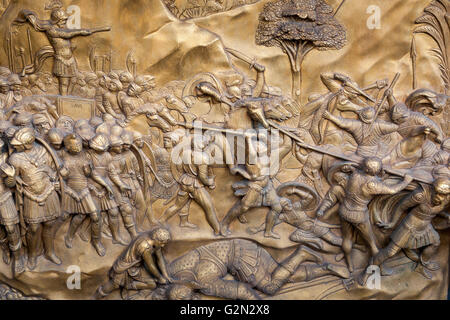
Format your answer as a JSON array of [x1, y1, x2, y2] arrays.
[[334, 157, 413, 275], [323, 106, 399, 157], [0, 138, 25, 277], [59, 133, 105, 256], [8, 127, 62, 269], [15, 2, 111, 95], [108, 133, 137, 238], [364, 177, 450, 282], [87, 133, 128, 245]]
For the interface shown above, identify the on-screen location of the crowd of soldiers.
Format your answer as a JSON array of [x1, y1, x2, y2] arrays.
[[0, 57, 449, 299]]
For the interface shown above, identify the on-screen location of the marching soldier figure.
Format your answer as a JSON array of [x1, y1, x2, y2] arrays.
[[0, 139, 25, 277], [161, 135, 221, 235], [108, 135, 137, 239], [88, 133, 127, 245], [60, 134, 105, 256]]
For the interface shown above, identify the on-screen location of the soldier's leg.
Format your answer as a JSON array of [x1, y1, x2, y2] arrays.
[[220, 200, 244, 235], [43, 219, 61, 265], [77, 215, 92, 242], [0, 226, 10, 264], [192, 187, 221, 235], [95, 279, 119, 299], [119, 202, 138, 239], [68, 77, 76, 95], [355, 219, 379, 257], [290, 263, 350, 283], [261, 246, 323, 295], [178, 200, 198, 229], [58, 77, 70, 96], [160, 192, 189, 223], [264, 201, 282, 239], [420, 241, 440, 271], [90, 210, 105, 257], [321, 230, 366, 252], [5, 224, 24, 276], [340, 220, 356, 273], [108, 208, 128, 246], [65, 215, 85, 249], [371, 241, 402, 276], [26, 223, 41, 270]]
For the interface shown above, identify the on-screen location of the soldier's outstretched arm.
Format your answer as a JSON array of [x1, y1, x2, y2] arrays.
[[47, 27, 93, 39], [323, 111, 358, 132]]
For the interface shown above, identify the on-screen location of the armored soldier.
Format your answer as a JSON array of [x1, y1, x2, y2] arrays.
[[323, 108, 399, 157], [367, 178, 450, 280], [15, 3, 111, 95], [88, 133, 127, 245], [167, 239, 348, 300], [337, 157, 413, 273], [120, 132, 147, 230], [95, 227, 172, 299], [161, 135, 221, 235], [8, 127, 62, 269], [0, 139, 25, 277], [108, 135, 137, 239], [60, 134, 105, 256], [220, 134, 283, 238]]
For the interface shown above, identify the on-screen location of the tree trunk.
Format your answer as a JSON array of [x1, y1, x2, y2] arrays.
[[291, 69, 301, 103]]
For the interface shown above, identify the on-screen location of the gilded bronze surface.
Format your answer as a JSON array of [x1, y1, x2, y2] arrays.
[[0, 0, 448, 300]]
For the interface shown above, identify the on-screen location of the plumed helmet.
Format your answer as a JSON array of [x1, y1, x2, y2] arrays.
[[89, 133, 110, 151], [10, 127, 35, 146]]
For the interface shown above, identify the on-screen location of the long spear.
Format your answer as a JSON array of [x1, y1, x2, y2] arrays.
[[366, 72, 400, 135], [267, 120, 433, 184]]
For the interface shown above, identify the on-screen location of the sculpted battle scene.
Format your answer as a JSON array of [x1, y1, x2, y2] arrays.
[[0, 0, 448, 300]]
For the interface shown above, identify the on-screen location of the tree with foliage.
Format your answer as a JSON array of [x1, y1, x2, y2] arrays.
[[256, 0, 346, 102]]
